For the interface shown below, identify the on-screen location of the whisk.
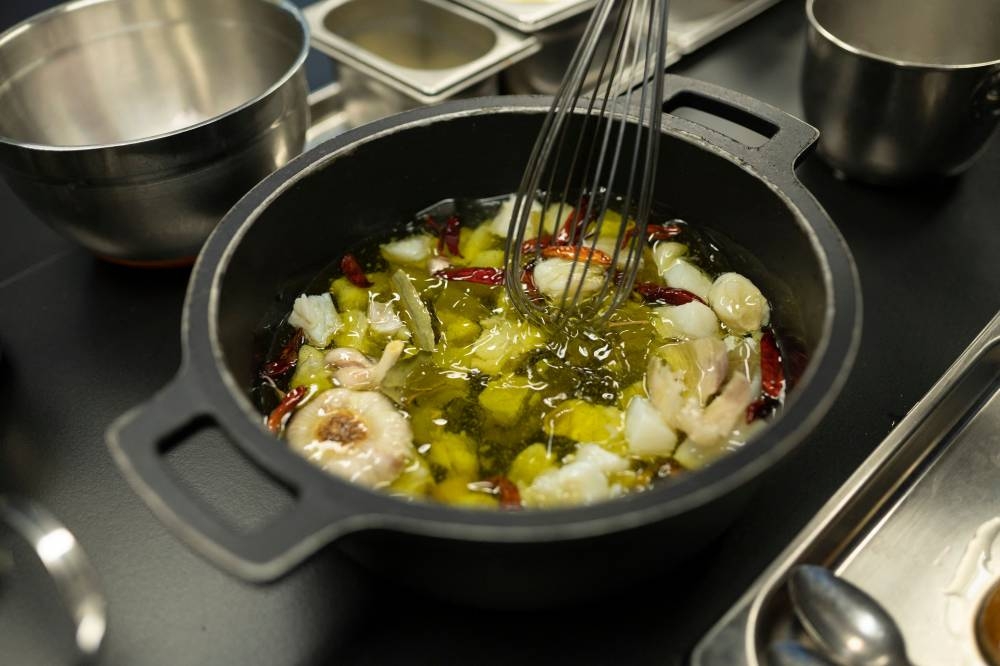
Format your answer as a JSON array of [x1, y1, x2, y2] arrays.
[[503, 0, 669, 328]]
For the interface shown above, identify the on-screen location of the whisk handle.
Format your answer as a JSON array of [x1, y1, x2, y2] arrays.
[[660, 74, 819, 175]]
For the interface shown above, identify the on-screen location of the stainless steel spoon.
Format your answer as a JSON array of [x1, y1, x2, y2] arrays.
[[768, 640, 839, 666], [788, 564, 909, 666]]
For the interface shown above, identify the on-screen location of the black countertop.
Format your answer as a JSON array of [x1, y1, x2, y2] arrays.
[[1, 1, 998, 664]]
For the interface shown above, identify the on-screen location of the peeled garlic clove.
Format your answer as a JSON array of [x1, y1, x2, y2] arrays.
[[651, 301, 720, 339], [573, 443, 630, 474], [652, 241, 688, 276], [427, 255, 451, 274], [490, 194, 541, 238], [381, 235, 432, 265], [368, 299, 403, 336], [679, 373, 753, 449], [689, 337, 729, 404], [522, 461, 611, 508], [663, 259, 713, 300], [708, 272, 770, 334], [625, 397, 678, 456], [645, 356, 686, 430], [533, 257, 605, 303]]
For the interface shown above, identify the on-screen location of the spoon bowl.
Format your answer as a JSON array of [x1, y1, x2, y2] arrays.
[[788, 564, 909, 666]]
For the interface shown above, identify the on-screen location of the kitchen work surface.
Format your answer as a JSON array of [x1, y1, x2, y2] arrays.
[[1, 1, 999, 665]]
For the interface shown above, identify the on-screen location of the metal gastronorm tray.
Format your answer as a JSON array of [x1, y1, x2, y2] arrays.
[[447, 0, 597, 33], [667, 0, 784, 56], [693, 310, 1000, 666], [450, 0, 783, 55]]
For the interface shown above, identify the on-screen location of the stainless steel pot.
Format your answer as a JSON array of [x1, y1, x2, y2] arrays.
[[803, 0, 1000, 184], [0, 0, 311, 265]]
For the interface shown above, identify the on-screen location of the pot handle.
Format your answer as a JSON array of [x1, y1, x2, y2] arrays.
[[660, 74, 819, 172], [106, 369, 354, 582]]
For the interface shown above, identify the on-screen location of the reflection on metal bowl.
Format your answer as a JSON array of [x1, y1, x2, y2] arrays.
[[0, 0, 311, 264], [803, 0, 1000, 183]]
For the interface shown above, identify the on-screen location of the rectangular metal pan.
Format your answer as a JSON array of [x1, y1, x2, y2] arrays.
[[668, 0, 784, 55], [446, 0, 597, 33], [305, 0, 538, 104]]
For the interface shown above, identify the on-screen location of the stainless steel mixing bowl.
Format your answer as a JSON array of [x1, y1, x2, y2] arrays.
[[803, 0, 1000, 184], [0, 0, 310, 264]]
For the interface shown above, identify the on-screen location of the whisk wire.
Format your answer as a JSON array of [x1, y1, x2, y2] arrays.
[[556, 0, 640, 312], [504, 0, 670, 328]]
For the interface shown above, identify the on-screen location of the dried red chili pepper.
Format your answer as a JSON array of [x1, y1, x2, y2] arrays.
[[646, 222, 683, 240], [760, 329, 785, 398], [267, 385, 308, 433], [442, 216, 462, 257], [633, 282, 706, 306], [340, 253, 372, 288], [521, 261, 543, 302], [488, 476, 522, 509], [746, 396, 781, 423], [541, 245, 613, 267], [424, 215, 442, 234], [425, 215, 463, 257], [435, 267, 505, 286], [520, 234, 553, 254], [260, 329, 306, 381], [622, 222, 683, 246]]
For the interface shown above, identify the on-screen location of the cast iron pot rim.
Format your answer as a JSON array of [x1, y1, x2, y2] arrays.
[[181, 95, 861, 542], [0, 0, 310, 152], [806, 0, 1000, 71]]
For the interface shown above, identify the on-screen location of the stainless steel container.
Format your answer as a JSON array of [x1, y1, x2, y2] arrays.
[[501, 6, 681, 96], [0, 0, 311, 265], [448, 0, 597, 33], [305, 0, 538, 127], [803, 0, 1000, 183], [501, 10, 600, 96], [498, 0, 783, 96]]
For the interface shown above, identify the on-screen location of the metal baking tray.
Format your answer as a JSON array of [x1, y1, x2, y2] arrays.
[[668, 0, 784, 55], [305, 0, 539, 104], [447, 0, 597, 33], [693, 309, 1000, 666], [449, 0, 783, 55]]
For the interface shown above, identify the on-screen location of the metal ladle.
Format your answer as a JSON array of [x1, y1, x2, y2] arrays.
[[788, 564, 909, 666]]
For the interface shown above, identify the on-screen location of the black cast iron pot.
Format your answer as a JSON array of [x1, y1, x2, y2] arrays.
[[107, 75, 861, 606]]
